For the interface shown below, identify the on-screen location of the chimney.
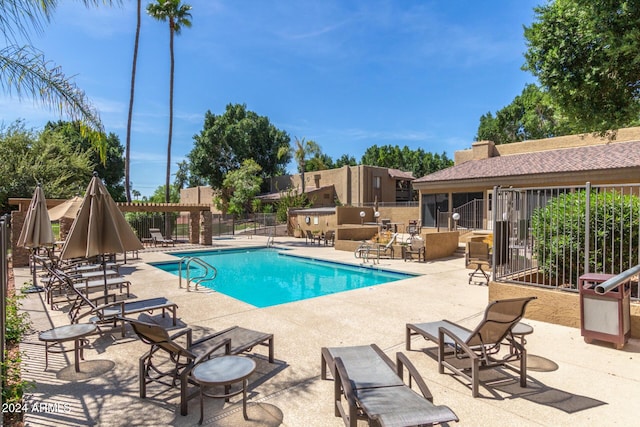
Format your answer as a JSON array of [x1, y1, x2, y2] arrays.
[[472, 140, 495, 160]]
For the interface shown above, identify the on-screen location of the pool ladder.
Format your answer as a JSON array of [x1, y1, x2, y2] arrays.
[[178, 256, 218, 291], [266, 232, 275, 248]]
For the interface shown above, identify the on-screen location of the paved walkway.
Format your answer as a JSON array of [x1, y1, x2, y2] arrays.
[[14, 236, 640, 426]]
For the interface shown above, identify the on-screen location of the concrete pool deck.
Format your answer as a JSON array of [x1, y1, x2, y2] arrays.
[[14, 235, 640, 426]]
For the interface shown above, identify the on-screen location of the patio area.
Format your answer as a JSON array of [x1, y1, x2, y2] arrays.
[[13, 235, 640, 426]]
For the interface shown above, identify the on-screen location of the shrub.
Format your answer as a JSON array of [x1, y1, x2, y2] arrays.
[[531, 190, 640, 287]]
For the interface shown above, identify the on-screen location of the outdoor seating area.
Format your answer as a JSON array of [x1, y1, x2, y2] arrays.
[[9, 235, 640, 426]]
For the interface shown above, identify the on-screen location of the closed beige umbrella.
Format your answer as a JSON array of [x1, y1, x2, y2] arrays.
[[61, 173, 143, 260], [48, 196, 83, 221], [60, 173, 143, 295], [17, 184, 54, 291]]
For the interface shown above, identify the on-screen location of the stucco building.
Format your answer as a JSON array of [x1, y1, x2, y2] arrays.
[[413, 127, 640, 229]]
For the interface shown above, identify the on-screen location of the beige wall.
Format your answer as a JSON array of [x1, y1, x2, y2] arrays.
[[489, 281, 640, 339]]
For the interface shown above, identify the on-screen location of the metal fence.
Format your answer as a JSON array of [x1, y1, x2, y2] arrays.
[[124, 212, 189, 242], [212, 213, 288, 238], [493, 183, 640, 300]]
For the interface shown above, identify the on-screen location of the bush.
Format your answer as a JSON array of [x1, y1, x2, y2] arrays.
[[531, 190, 640, 286]]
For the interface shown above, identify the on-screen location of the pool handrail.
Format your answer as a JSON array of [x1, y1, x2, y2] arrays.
[[178, 256, 218, 291]]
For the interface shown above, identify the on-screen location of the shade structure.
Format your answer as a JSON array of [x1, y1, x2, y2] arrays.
[[60, 173, 143, 261], [48, 196, 83, 221], [17, 184, 54, 249]]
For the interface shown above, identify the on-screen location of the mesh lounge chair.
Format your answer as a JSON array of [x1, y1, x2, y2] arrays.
[[406, 296, 536, 397], [127, 318, 274, 416], [320, 230, 335, 246], [321, 344, 458, 426], [149, 228, 174, 247], [305, 229, 319, 245]]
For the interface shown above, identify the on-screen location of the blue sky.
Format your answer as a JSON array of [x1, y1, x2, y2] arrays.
[[2, 0, 540, 197]]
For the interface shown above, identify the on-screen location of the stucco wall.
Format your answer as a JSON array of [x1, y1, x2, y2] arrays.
[[489, 281, 640, 339], [423, 231, 459, 260]]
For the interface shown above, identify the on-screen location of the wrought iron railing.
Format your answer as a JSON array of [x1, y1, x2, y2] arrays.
[[492, 183, 640, 301]]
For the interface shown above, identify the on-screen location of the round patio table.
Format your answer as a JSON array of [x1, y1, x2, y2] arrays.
[[39, 323, 97, 372], [510, 322, 534, 355], [192, 355, 256, 425]]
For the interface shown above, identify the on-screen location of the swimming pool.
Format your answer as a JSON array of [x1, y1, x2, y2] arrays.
[[151, 248, 415, 308]]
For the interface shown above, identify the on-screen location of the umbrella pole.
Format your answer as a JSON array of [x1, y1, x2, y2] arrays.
[[25, 249, 45, 293]]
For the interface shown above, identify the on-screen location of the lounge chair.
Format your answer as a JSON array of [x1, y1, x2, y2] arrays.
[[466, 241, 491, 285], [127, 318, 274, 416], [49, 269, 178, 337], [367, 232, 398, 261], [149, 228, 174, 247], [406, 296, 536, 397], [403, 236, 425, 262], [321, 344, 458, 426]]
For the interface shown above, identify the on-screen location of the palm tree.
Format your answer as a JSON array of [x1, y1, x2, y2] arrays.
[[146, 0, 192, 209], [293, 137, 322, 193], [125, 0, 142, 202], [0, 0, 122, 161]]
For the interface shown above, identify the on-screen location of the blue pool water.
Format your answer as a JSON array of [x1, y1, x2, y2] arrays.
[[151, 248, 415, 308]]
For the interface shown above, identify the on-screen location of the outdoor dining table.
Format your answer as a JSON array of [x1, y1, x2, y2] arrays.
[[38, 323, 97, 372]]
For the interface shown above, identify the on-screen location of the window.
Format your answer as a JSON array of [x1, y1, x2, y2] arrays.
[[373, 176, 381, 189]]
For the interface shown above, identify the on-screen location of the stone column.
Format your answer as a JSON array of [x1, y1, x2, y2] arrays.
[[199, 210, 212, 246], [189, 212, 200, 244]]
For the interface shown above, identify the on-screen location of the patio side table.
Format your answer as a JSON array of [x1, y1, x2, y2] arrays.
[[192, 355, 256, 425], [39, 323, 97, 372]]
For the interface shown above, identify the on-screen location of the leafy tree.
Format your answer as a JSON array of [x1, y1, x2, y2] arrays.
[[44, 121, 126, 201], [214, 159, 263, 217], [148, 184, 180, 203], [147, 0, 192, 210], [189, 103, 291, 187], [283, 137, 322, 193], [335, 154, 357, 167], [125, 0, 142, 202], [361, 144, 453, 178], [132, 189, 141, 200], [524, 0, 640, 134], [0, 121, 93, 213], [306, 153, 334, 172], [476, 84, 576, 144], [0, 1, 121, 161], [275, 186, 312, 223], [531, 190, 640, 287]]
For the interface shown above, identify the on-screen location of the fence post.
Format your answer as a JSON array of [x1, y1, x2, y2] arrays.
[[584, 182, 591, 276], [1, 214, 9, 372]]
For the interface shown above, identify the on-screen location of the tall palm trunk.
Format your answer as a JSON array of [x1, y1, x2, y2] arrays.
[[165, 18, 175, 238], [125, 0, 141, 202]]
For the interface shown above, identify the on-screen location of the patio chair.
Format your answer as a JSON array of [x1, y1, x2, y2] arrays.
[[368, 232, 398, 260], [149, 228, 175, 247], [406, 296, 536, 397], [126, 318, 274, 416], [403, 236, 425, 262], [321, 344, 458, 426], [466, 241, 491, 285], [320, 230, 335, 246], [305, 229, 319, 245]]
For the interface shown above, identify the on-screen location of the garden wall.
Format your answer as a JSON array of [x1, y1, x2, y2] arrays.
[[489, 281, 640, 339]]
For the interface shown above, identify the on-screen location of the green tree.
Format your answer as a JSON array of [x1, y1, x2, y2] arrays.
[[361, 144, 452, 178], [189, 103, 291, 187], [523, 0, 640, 134], [335, 154, 357, 168], [275, 186, 311, 223], [146, 0, 192, 209], [0, 1, 121, 161], [286, 137, 322, 193], [214, 159, 263, 217], [44, 121, 126, 201], [306, 153, 333, 172], [148, 184, 180, 203], [125, 0, 142, 202], [476, 84, 575, 144], [0, 121, 93, 213]]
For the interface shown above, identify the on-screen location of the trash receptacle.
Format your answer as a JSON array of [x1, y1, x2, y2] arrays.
[[579, 273, 631, 349]]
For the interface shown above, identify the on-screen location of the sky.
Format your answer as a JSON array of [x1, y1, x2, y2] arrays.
[[1, 0, 541, 197]]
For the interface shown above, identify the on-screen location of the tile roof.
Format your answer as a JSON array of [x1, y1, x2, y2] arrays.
[[414, 140, 640, 183]]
